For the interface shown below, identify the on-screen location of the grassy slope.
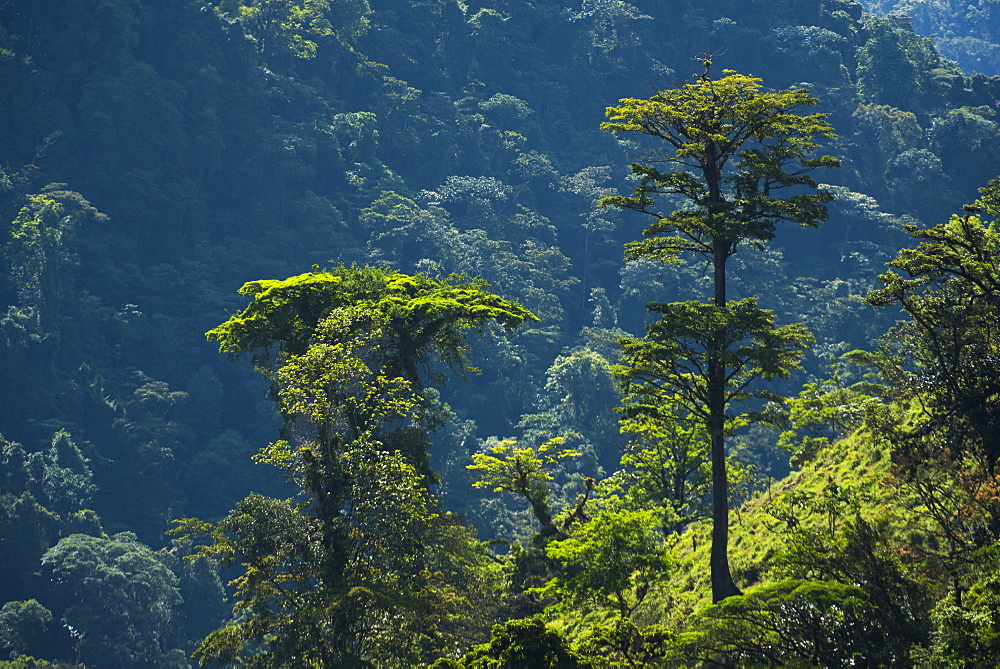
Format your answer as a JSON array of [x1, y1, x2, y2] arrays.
[[630, 428, 917, 626], [550, 427, 912, 644]]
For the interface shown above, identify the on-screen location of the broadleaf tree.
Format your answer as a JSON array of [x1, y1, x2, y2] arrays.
[[176, 266, 537, 666], [862, 180, 1000, 591], [865, 179, 1000, 475], [600, 69, 838, 601], [214, 0, 370, 65], [467, 437, 580, 539], [617, 396, 711, 536]]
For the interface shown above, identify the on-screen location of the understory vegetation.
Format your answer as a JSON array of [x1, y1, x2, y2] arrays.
[[4, 0, 1000, 666]]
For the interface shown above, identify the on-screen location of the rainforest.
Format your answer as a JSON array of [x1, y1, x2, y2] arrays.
[[3, 0, 1000, 666]]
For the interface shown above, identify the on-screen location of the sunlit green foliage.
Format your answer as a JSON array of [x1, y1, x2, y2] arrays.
[[433, 615, 586, 669], [914, 543, 1000, 667], [177, 453, 484, 667], [207, 266, 537, 378], [672, 579, 879, 666], [536, 508, 673, 619], [7, 0, 1000, 665], [215, 0, 370, 63], [180, 268, 533, 665], [618, 299, 814, 423], [774, 515, 931, 658], [617, 399, 711, 535], [603, 70, 837, 602], [469, 438, 580, 536], [866, 178, 1000, 473], [601, 71, 838, 266], [776, 361, 881, 467]]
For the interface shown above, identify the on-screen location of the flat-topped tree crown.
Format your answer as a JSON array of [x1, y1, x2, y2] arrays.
[[206, 265, 538, 385]]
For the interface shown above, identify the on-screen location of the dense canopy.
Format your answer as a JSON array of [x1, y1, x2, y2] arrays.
[[4, 0, 1000, 665]]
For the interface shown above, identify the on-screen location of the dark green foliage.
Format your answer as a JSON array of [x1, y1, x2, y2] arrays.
[[674, 579, 882, 667], [930, 107, 1000, 196], [0, 428, 226, 667], [179, 268, 530, 665], [435, 615, 586, 669], [542, 348, 620, 472], [5, 0, 1000, 664], [865, 179, 1000, 474], [0, 188, 108, 428], [0, 601, 52, 660], [861, 0, 1000, 76], [774, 517, 931, 658], [39, 532, 183, 667], [857, 19, 923, 110], [914, 544, 1000, 667], [0, 431, 102, 603]]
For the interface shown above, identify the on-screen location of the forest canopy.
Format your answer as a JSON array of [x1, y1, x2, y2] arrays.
[[4, 0, 1000, 666]]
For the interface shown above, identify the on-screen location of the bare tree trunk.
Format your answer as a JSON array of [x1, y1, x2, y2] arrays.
[[708, 186, 741, 603]]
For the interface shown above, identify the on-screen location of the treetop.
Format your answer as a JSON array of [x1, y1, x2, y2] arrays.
[[207, 266, 538, 378], [599, 71, 839, 268], [601, 72, 836, 168]]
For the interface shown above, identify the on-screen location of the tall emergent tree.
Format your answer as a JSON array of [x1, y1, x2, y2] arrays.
[[600, 70, 838, 601], [176, 266, 536, 666]]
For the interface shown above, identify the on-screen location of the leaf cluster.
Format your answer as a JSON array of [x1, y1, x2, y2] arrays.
[[600, 72, 839, 264], [616, 298, 814, 427], [206, 266, 537, 384], [864, 179, 1000, 472]]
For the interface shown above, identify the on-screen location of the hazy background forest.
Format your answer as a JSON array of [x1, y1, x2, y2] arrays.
[[4, 0, 1000, 666]]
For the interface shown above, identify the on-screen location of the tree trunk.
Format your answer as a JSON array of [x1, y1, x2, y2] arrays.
[[529, 495, 558, 538], [709, 424, 740, 602], [708, 178, 741, 602]]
